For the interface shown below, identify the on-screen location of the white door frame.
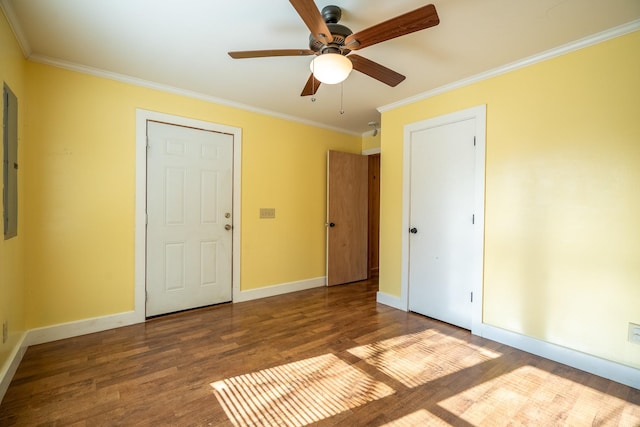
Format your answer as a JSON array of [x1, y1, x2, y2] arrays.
[[134, 109, 242, 320], [401, 105, 486, 335]]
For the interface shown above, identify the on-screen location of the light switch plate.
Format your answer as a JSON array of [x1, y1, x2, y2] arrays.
[[260, 208, 276, 219]]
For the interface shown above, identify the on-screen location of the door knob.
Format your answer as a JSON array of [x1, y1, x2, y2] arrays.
[[410, 227, 418, 234], [225, 224, 232, 231], [326, 222, 336, 228]]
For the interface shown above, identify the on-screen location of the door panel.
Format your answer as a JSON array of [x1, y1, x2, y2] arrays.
[[146, 121, 233, 316], [327, 151, 368, 286], [408, 118, 476, 329]]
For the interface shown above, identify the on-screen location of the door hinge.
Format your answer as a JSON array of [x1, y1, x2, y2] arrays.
[[145, 213, 148, 225], [470, 292, 473, 303], [472, 214, 475, 224], [145, 290, 148, 302], [473, 136, 476, 146]]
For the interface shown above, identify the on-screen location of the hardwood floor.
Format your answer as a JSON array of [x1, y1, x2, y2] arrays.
[[1, 279, 638, 426]]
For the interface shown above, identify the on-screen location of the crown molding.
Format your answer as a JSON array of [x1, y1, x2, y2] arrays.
[[0, 0, 31, 57], [25, 53, 360, 137], [378, 19, 640, 113], [1, 0, 358, 135]]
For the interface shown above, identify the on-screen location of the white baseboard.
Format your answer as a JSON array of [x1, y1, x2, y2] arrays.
[[5, 286, 637, 404], [25, 310, 144, 347], [0, 332, 28, 404], [480, 324, 640, 390], [233, 277, 326, 303], [376, 291, 407, 311], [375, 295, 640, 389], [21, 277, 327, 346], [1, 278, 320, 404]]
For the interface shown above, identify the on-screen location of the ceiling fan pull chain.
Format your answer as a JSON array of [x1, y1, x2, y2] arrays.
[[340, 82, 345, 115]]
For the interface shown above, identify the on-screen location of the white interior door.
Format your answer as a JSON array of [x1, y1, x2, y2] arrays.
[[146, 121, 233, 316], [408, 118, 476, 329]]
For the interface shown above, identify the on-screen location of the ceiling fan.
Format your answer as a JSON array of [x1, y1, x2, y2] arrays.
[[228, 1, 440, 96]]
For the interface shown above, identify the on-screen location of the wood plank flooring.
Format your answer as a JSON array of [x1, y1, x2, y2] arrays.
[[1, 279, 639, 426]]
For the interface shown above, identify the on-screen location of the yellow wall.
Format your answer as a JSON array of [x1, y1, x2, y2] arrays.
[[0, 9, 26, 368], [4, 0, 638, 377], [362, 132, 381, 152], [22, 63, 360, 328], [379, 30, 640, 369]]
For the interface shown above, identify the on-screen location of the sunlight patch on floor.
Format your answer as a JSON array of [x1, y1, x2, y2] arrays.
[[348, 329, 501, 388], [210, 353, 395, 427], [439, 365, 640, 426]]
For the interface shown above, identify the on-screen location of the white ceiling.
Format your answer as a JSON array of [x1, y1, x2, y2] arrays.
[[2, 0, 639, 134]]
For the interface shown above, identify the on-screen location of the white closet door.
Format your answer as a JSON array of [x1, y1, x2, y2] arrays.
[[408, 118, 476, 329]]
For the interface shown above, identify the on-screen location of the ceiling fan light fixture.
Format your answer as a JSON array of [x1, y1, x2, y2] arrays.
[[310, 53, 353, 84]]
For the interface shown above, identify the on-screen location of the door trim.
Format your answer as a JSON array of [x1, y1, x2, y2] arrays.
[[401, 105, 486, 335], [134, 109, 242, 319]]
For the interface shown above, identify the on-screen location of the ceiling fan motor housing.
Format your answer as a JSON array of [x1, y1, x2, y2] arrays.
[[309, 6, 353, 55]]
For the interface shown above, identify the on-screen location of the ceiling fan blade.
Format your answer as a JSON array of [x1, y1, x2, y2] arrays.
[[228, 49, 315, 59], [349, 54, 406, 87], [345, 4, 439, 50], [301, 73, 321, 96], [289, 0, 334, 45]]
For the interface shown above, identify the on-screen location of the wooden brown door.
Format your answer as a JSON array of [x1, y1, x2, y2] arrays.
[[326, 151, 368, 286], [368, 153, 381, 278]]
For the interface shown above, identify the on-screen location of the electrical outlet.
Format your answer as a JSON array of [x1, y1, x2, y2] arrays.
[[260, 208, 276, 219], [2, 321, 7, 344], [629, 322, 640, 345]]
